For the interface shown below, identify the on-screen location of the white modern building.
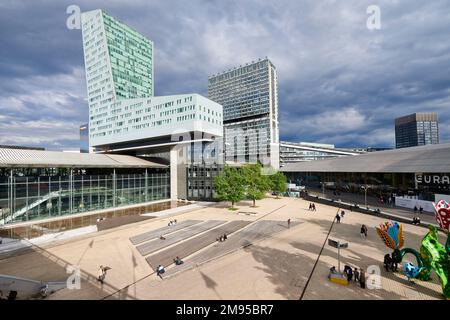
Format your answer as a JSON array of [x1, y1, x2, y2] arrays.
[[81, 9, 223, 200]]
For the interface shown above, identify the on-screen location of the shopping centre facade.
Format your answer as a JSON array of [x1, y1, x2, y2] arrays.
[[281, 143, 450, 211]]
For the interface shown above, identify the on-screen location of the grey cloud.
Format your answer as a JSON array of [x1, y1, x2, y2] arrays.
[[0, 0, 449, 150]]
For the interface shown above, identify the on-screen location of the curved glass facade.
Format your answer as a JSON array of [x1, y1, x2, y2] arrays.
[[0, 168, 169, 226]]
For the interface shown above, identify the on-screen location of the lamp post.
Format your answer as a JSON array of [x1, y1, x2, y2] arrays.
[[361, 185, 370, 208]]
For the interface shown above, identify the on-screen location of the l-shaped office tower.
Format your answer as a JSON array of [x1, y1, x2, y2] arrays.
[[81, 9, 280, 200]]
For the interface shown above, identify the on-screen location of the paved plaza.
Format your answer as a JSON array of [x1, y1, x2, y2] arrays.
[[0, 197, 446, 300]]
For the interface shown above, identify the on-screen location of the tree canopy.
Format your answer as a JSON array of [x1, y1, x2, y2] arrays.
[[270, 171, 287, 198], [213, 165, 245, 208]]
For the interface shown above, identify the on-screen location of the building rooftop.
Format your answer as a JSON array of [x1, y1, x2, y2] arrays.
[[280, 143, 450, 173], [0, 148, 167, 169], [280, 141, 363, 155]]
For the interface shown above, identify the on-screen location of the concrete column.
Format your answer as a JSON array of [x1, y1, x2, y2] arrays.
[[170, 147, 178, 201]]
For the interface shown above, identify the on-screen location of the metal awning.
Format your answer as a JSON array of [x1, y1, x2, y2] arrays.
[[280, 143, 450, 173], [0, 148, 167, 169]]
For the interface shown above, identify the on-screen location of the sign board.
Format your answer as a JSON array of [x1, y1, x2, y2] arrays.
[[328, 239, 348, 249], [394, 197, 434, 213]]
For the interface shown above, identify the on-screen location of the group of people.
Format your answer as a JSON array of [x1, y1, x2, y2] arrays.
[[383, 253, 398, 272], [329, 265, 366, 288], [156, 256, 184, 278], [360, 224, 368, 238], [334, 210, 346, 223], [216, 234, 228, 242], [413, 206, 424, 214], [412, 216, 421, 225], [168, 219, 178, 226], [308, 203, 317, 211], [379, 194, 395, 207]]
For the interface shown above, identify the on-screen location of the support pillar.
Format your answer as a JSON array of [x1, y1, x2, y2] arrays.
[[170, 146, 178, 201]]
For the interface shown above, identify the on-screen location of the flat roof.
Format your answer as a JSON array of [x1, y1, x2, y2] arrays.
[[0, 148, 167, 169], [281, 143, 450, 173]]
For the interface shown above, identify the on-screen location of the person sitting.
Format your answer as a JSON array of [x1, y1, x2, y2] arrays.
[[156, 265, 165, 276], [328, 266, 337, 279], [159, 235, 166, 240], [173, 219, 178, 225], [223, 234, 228, 241], [174, 256, 184, 265]]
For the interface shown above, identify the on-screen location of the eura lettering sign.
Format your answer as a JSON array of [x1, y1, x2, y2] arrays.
[[416, 174, 450, 185]]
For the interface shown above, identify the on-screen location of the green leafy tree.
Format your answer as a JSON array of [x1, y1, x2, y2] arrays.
[[242, 164, 271, 207], [270, 171, 287, 198], [214, 165, 245, 208]]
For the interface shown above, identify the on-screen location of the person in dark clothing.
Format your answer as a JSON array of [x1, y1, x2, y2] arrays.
[[414, 206, 418, 213], [344, 265, 353, 282], [359, 269, 366, 288], [174, 256, 184, 265], [384, 254, 392, 271], [419, 206, 423, 214], [360, 225, 366, 239], [312, 203, 316, 211], [287, 219, 291, 228], [353, 268, 360, 282], [335, 214, 341, 223], [391, 259, 398, 272]]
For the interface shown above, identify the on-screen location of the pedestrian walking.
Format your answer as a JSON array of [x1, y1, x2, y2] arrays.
[[97, 265, 109, 284], [360, 225, 366, 239], [287, 218, 291, 229], [312, 203, 316, 211], [309, 203, 313, 211], [419, 206, 423, 214], [335, 213, 341, 224], [363, 224, 368, 237], [359, 269, 366, 289], [354, 267, 360, 282]]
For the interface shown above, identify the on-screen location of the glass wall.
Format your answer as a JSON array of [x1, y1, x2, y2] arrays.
[[186, 164, 223, 201], [0, 168, 169, 226]]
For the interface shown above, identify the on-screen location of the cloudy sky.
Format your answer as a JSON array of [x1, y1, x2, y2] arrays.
[[1, 0, 449, 150]]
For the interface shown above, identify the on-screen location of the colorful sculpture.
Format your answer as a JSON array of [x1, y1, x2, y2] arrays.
[[375, 200, 450, 300]]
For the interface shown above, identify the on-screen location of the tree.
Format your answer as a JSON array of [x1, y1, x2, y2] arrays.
[[270, 171, 287, 198], [242, 163, 271, 207], [214, 165, 245, 208]]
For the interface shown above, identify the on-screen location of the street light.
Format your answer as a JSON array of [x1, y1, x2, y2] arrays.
[[361, 185, 370, 208]]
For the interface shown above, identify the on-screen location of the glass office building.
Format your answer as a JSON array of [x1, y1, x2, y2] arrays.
[[208, 58, 279, 168], [0, 148, 169, 226], [395, 112, 439, 149]]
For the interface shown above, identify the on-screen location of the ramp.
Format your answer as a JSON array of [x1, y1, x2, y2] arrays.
[[162, 220, 301, 278], [146, 220, 251, 270], [136, 220, 225, 256], [129, 220, 201, 245]]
